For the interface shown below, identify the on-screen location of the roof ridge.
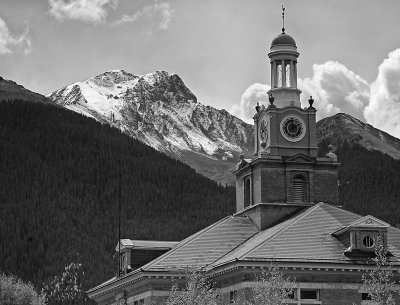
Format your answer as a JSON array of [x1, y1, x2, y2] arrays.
[[389, 225, 400, 233], [320, 202, 362, 219], [236, 203, 323, 259], [141, 215, 234, 270], [209, 216, 260, 267]]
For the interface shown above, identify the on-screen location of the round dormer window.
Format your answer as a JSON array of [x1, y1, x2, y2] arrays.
[[363, 236, 374, 248]]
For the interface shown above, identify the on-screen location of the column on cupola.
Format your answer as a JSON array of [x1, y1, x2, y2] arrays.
[[290, 60, 294, 88], [281, 59, 286, 87], [271, 61, 276, 88], [284, 61, 290, 87], [293, 61, 297, 87]]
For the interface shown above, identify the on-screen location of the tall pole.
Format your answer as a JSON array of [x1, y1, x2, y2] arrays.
[[118, 172, 122, 276]]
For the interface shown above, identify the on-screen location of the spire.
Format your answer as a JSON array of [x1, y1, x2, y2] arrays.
[[281, 5, 285, 33]]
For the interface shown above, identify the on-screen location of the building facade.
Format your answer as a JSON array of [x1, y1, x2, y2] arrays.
[[88, 19, 400, 305]]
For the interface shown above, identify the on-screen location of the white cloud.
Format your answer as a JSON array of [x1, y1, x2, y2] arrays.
[[48, 0, 173, 29], [0, 18, 31, 55], [48, 0, 118, 24], [113, 2, 173, 29], [365, 49, 400, 138], [235, 53, 400, 139], [230, 83, 270, 124], [233, 63, 370, 124], [298, 61, 370, 121]]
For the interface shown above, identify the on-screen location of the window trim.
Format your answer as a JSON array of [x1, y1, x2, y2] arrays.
[[292, 174, 307, 203], [286, 288, 321, 305], [229, 290, 237, 304]]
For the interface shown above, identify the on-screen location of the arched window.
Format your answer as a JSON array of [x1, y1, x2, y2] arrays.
[[244, 177, 251, 208], [293, 175, 306, 202]]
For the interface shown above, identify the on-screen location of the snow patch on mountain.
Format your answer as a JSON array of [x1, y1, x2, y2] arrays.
[[47, 70, 254, 165]]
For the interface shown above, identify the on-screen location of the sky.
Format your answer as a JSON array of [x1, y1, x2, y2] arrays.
[[1, 0, 400, 137]]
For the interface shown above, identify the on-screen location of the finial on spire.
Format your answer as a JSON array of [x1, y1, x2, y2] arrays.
[[281, 5, 285, 33]]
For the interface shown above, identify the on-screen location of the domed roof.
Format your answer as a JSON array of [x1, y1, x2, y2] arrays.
[[270, 33, 297, 48]]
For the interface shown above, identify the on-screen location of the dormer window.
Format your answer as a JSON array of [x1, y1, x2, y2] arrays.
[[332, 215, 390, 258], [116, 239, 178, 276]]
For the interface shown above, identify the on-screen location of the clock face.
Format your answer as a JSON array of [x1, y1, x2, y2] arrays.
[[280, 115, 306, 142], [260, 120, 268, 143]]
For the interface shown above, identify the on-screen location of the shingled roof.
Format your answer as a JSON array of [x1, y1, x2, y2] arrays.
[[88, 203, 400, 297], [142, 203, 400, 271], [142, 215, 259, 271]]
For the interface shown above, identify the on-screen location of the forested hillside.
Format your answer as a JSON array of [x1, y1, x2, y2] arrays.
[[339, 144, 400, 226], [320, 140, 400, 227], [0, 100, 235, 291]]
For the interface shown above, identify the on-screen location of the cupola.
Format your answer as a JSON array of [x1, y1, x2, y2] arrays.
[[267, 6, 301, 108]]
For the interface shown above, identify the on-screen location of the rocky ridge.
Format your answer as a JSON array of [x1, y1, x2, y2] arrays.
[[0, 77, 50, 103], [48, 70, 254, 184], [317, 113, 400, 159]]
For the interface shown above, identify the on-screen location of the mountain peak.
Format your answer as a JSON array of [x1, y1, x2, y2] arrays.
[[88, 70, 140, 87], [47, 69, 254, 184], [317, 113, 400, 159]]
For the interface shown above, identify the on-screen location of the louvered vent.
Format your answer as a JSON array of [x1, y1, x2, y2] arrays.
[[293, 176, 305, 202]]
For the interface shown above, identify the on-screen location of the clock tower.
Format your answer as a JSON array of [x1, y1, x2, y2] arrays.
[[234, 14, 340, 214]]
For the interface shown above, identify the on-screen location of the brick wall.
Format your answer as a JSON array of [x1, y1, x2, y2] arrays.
[[147, 296, 168, 305], [314, 168, 338, 204], [261, 167, 286, 202], [239, 204, 304, 230], [320, 288, 360, 305]]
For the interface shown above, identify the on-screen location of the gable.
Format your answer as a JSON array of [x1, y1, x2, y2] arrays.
[[284, 153, 316, 164], [333, 215, 391, 236], [235, 159, 251, 170], [348, 215, 390, 228]]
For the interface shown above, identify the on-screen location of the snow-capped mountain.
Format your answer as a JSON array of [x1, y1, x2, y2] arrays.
[[48, 70, 254, 184], [48, 70, 400, 184]]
